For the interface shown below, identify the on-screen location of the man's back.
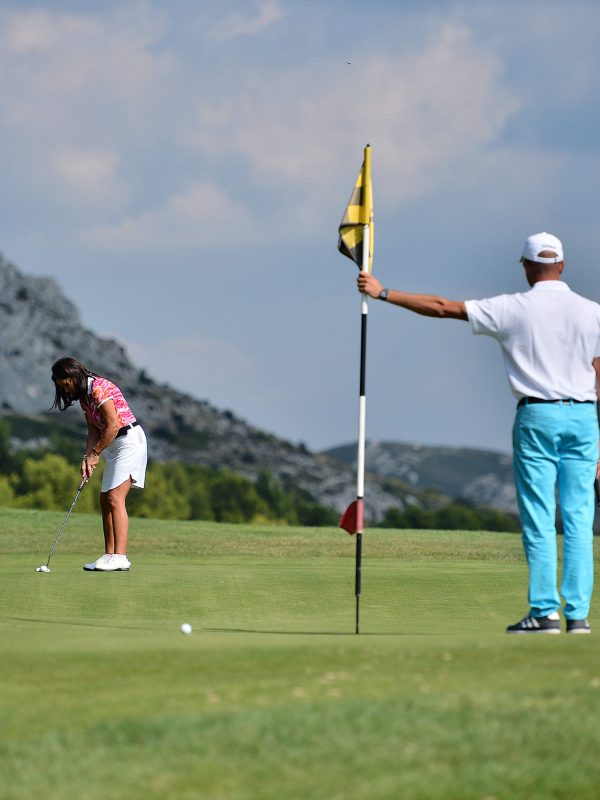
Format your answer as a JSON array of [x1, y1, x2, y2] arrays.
[[466, 281, 600, 400]]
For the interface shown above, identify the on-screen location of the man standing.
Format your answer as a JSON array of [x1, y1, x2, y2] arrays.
[[357, 232, 600, 634]]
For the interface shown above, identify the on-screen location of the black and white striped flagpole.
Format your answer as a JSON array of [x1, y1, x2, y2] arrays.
[[354, 222, 370, 634]]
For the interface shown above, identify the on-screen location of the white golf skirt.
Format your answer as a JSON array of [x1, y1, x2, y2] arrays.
[[101, 425, 148, 492]]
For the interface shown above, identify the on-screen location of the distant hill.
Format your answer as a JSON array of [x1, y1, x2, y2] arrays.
[[0, 253, 430, 523], [322, 440, 517, 515], [0, 252, 524, 523]]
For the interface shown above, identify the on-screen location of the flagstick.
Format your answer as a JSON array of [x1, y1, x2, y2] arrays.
[[337, 143, 373, 632], [355, 222, 370, 634]]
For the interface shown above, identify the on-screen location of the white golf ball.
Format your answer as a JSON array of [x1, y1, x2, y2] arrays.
[[36, 565, 50, 573], [180, 623, 192, 635]]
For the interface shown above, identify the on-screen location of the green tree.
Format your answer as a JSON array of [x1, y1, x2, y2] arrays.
[[380, 501, 519, 532], [128, 462, 192, 520], [381, 505, 435, 529], [255, 470, 294, 521], [435, 503, 481, 530], [0, 475, 15, 508], [210, 471, 266, 523], [189, 481, 214, 520], [14, 454, 87, 510], [0, 419, 15, 474], [295, 500, 338, 527], [475, 506, 519, 532]]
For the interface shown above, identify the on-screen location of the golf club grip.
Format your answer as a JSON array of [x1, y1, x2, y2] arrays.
[[68, 479, 87, 514], [595, 478, 600, 507]]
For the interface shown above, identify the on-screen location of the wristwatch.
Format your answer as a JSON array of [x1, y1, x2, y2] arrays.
[[378, 288, 389, 301]]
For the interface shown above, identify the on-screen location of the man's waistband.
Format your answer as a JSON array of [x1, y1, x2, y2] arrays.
[[517, 397, 595, 408], [116, 421, 140, 437]]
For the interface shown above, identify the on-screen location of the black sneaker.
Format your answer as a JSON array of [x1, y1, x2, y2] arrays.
[[566, 619, 591, 634], [506, 612, 560, 634]]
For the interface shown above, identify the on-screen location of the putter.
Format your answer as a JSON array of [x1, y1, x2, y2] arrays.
[[35, 479, 87, 573]]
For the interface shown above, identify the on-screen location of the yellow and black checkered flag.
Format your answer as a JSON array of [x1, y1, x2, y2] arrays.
[[338, 144, 374, 272]]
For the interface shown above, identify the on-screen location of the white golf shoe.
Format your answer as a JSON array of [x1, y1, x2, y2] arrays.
[[94, 554, 131, 572], [83, 553, 113, 572], [83, 554, 131, 572]]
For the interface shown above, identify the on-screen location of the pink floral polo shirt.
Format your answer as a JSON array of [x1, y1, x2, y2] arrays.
[[80, 377, 136, 433]]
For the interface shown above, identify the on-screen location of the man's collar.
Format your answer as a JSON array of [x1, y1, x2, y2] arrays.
[[531, 280, 570, 291]]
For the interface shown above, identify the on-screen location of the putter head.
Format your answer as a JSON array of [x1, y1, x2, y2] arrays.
[[35, 565, 51, 573]]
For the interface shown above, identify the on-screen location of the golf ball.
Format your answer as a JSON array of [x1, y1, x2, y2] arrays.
[[180, 623, 192, 635], [36, 565, 50, 573]]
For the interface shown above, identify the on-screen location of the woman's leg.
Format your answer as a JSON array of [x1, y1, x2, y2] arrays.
[[100, 491, 115, 553], [100, 478, 132, 555]]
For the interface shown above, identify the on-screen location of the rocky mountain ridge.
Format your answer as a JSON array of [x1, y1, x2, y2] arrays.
[[0, 254, 417, 521], [323, 440, 517, 515], [0, 253, 518, 521]]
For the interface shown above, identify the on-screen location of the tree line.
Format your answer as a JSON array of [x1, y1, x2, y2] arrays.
[[0, 419, 339, 524], [0, 418, 519, 529], [380, 503, 519, 532]]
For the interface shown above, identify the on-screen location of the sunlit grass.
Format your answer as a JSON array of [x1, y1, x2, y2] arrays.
[[1, 509, 599, 799]]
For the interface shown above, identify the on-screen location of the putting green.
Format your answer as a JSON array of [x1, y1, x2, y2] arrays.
[[1, 509, 600, 799]]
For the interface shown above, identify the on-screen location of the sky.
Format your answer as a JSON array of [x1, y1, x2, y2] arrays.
[[1, 0, 600, 455]]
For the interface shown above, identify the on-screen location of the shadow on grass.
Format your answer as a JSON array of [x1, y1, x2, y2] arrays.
[[2, 616, 148, 631], [203, 627, 435, 636], [3, 618, 440, 636]]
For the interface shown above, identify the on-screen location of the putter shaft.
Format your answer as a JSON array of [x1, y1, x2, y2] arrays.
[[44, 479, 87, 567]]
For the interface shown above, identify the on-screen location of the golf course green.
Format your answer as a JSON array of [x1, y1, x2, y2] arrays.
[[2, 507, 600, 799]]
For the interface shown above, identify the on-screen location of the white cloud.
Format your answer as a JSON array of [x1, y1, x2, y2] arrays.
[[0, 7, 568, 251], [5, 9, 63, 52], [207, 0, 282, 41], [53, 149, 117, 186], [0, 6, 173, 121], [190, 23, 520, 209], [0, 5, 175, 214], [51, 148, 130, 206], [85, 181, 263, 249], [56, 17, 525, 247]]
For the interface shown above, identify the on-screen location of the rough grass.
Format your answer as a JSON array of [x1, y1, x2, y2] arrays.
[[1, 509, 600, 800]]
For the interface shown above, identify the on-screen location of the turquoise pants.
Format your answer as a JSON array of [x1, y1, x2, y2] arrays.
[[513, 401, 598, 619]]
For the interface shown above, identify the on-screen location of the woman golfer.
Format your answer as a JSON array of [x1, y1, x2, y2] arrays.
[[51, 357, 147, 572]]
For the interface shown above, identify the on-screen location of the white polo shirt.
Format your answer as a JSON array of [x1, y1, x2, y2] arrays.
[[465, 281, 600, 401]]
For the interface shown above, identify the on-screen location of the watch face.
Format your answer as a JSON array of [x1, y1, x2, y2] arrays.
[[379, 289, 388, 301]]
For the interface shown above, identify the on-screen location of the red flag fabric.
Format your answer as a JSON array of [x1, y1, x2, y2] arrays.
[[339, 499, 363, 535]]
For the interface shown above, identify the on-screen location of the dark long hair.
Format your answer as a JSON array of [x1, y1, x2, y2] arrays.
[[51, 357, 103, 411]]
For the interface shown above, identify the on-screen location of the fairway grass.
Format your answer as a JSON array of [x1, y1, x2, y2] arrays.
[[2, 509, 600, 799]]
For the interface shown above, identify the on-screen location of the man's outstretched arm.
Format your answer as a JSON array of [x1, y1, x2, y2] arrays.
[[357, 272, 468, 321]]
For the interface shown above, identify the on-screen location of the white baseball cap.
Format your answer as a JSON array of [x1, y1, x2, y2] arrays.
[[521, 232, 564, 264]]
